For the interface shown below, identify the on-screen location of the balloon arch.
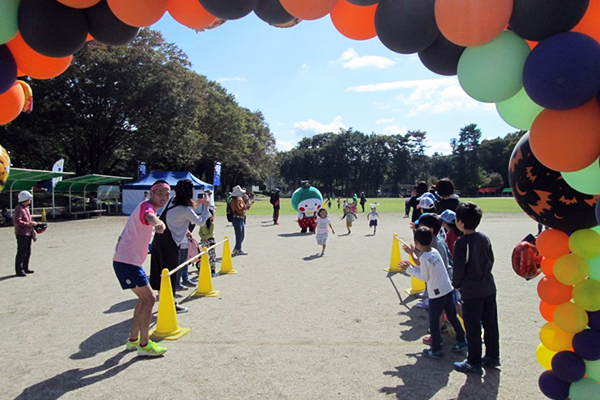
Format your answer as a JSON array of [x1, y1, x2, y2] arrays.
[[1, 1, 600, 397]]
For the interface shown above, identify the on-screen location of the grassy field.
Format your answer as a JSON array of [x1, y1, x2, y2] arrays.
[[215, 196, 522, 216]]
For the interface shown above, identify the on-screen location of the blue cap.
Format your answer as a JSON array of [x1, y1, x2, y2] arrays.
[[440, 209, 456, 224]]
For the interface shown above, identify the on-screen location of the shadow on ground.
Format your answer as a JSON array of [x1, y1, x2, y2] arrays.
[[70, 316, 155, 360], [15, 352, 148, 400], [380, 352, 500, 399]]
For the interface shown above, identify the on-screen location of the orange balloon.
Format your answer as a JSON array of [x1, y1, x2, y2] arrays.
[[167, 0, 217, 30], [574, 0, 600, 42], [537, 229, 571, 259], [434, 0, 513, 47], [541, 257, 556, 276], [6, 33, 72, 80], [56, 0, 101, 8], [530, 100, 600, 172], [107, 0, 167, 27], [86, 33, 94, 42], [0, 82, 25, 125], [538, 275, 573, 305], [281, 0, 339, 21], [540, 301, 557, 322], [330, 1, 376, 41]]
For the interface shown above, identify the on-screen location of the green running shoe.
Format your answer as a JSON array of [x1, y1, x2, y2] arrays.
[[137, 340, 167, 357], [125, 338, 139, 351]]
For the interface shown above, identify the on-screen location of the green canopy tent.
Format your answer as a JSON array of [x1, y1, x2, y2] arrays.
[[4, 167, 74, 212], [54, 174, 132, 217]]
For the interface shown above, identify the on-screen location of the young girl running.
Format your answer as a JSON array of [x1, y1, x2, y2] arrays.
[[316, 208, 335, 256], [367, 204, 380, 235], [112, 180, 170, 357], [341, 205, 357, 234]]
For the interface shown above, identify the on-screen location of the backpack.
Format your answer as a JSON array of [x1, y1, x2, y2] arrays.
[[226, 198, 233, 222]]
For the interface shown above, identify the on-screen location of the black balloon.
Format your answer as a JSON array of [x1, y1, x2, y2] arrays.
[[508, 133, 599, 233], [18, 0, 88, 58], [509, 0, 590, 42], [198, 0, 259, 20], [347, 0, 380, 5], [254, 0, 295, 26], [418, 33, 465, 76], [375, 0, 439, 54], [0, 45, 17, 95], [85, 1, 139, 46]]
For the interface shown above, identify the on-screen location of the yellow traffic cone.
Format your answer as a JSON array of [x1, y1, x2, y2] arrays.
[[405, 254, 426, 295], [384, 233, 402, 272], [193, 249, 220, 297], [150, 268, 191, 340], [41, 209, 47, 222], [219, 235, 237, 275]]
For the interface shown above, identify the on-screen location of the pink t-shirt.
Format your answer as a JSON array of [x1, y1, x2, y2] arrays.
[[113, 200, 156, 266]]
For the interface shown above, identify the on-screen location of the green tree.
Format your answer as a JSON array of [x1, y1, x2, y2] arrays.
[[451, 123, 482, 195]]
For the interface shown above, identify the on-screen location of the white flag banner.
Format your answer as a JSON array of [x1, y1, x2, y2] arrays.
[[51, 159, 64, 188]]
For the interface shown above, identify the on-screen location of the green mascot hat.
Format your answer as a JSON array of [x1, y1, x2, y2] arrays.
[[291, 185, 323, 212]]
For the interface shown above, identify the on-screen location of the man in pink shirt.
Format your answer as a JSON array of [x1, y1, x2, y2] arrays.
[[113, 180, 170, 357], [14, 191, 37, 277]]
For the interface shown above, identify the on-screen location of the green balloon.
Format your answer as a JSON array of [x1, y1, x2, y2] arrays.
[[458, 30, 531, 103], [569, 378, 600, 400], [585, 359, 600, 381], [496, 88, 544, 130], [562, 158, 600, 195], [573, 279, 600, 311], [0, 0, 19, 45], [588, 255, 600, 281]]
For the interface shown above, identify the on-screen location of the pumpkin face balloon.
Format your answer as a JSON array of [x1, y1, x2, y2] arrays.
[[0, 144, 10, 192], [508, 133, 599, 233]]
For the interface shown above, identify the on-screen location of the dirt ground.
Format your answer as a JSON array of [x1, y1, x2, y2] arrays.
[[0, 211, 545, 399]]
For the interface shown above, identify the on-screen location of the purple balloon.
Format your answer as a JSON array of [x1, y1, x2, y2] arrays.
[[0, 45, 17, 95], [588, 311, 600, 331], [551, 351, 586, 383], [538, 370, 570, 400], [573, 329, 600, 360], [523, 32, 600, 110]]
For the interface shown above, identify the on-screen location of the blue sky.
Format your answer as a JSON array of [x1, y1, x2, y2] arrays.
[[154, 12, 516, 155]]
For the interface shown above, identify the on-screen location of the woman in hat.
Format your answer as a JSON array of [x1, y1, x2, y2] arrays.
[[230, 185, 253, 255], [14, 190, 37, 276], [149, 179, 211, 313]]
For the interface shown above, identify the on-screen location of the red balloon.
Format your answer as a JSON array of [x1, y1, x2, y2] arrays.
[[512, 241, 542, 280], [540, 301, 558, 322], [107, 0, 167, 27], [56, 0, 101, 8], [6, 33, 72, 80], [167, 0, 218, 29], [280, 0, 339, 21], [538, 275, 574, 305], [330, 0, 377, 41], [574, 0, 600, 42], [0, 82, 25, 125], [537, 229, 571, 259]]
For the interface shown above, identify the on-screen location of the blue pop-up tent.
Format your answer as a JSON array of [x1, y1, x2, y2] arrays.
[[122, 171, 214, 215]]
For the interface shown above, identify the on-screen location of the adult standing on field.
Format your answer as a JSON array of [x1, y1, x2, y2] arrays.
[[359, 192, 367, 212], [14, 191, 37, 277], [230, 185, 253, 255], [270, 188, 281, 225]]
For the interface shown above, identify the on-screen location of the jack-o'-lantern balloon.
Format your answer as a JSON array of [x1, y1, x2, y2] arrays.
[[512, 239, 542, 280], [0, 144, 10, 192], [508, 133, 599, 233]]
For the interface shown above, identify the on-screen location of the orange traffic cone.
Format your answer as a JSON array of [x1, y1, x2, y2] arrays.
[[193, 249, 220, 297], [150, 268, 191, 340], [405, 254, 426, 295], [219, 235, 237, 275], [384, 233, 402, 272]]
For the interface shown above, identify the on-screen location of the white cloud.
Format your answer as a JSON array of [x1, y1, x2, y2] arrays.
[[294, 116, 346, 136], [217, 77, 247, 83], [376, 118, 395, 124], [301, 63, 309, 72], [382, 125, 408, 135], [276, 139, 296, 152], [348, 77, 495, 117], [337, 48, 396, 70], [427, 140, 453, 155]]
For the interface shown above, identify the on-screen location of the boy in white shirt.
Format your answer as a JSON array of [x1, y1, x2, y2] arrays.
[[367, 205, 379, 235], [399, 227, 467, 358]]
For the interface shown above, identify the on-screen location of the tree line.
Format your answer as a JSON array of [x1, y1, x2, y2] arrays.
[[279, 125, 525, 196]]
